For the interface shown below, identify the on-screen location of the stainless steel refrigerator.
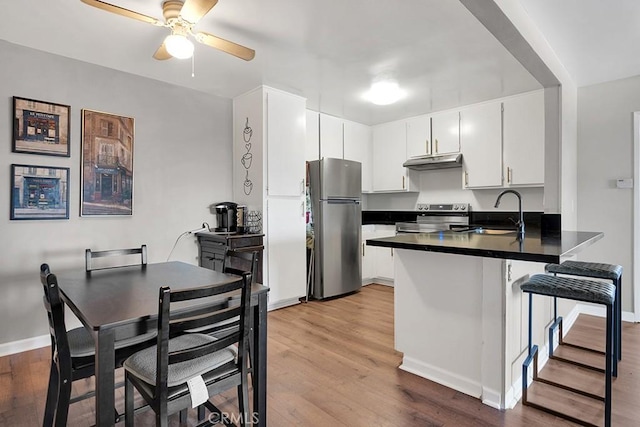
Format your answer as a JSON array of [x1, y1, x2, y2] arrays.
[[308, 158, 362, 299]]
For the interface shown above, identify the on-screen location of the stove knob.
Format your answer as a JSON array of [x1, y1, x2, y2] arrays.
[[453, 205, 459, 210], [460, 205, 466, 210]]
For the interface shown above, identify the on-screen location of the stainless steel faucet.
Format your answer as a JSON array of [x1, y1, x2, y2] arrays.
[[494, 189, 525, 238]]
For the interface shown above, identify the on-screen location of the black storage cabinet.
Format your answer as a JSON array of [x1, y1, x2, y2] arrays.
[[196, 232, 264, 284]]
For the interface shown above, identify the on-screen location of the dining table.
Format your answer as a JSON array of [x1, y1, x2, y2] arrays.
[[55, 260, 269, 427]]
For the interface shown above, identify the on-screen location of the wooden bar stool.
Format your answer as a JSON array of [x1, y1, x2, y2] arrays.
[[521, 273, 615, 427], [545, 261, 623, 367]]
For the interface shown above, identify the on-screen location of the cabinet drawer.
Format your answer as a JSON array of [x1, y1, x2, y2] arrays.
[[228, 236, 263, 249], [200, 250, 225, 272]]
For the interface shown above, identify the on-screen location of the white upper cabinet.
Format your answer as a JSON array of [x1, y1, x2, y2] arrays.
[[503, 90, 544, 187], [406, 115, 432, 158], [305, 110, 320, 161], [460, 102, 503, 188], [343, 120, 373, 193], [372, 120, 414, 192], [431, 110, 460, 155], [319, 113, 344, 159], [266, 89, 306, 197]]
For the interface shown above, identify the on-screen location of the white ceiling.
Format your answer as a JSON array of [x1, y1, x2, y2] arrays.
[[519, 0, 640, 87], [0, 0, 583, 126]]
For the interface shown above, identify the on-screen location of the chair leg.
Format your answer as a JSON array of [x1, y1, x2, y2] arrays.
[[238, 378, 250, 427], [179, 409, 187, 424], [605, 304, 613, 427], [616, 277, 622, 361], [53, 368, 72, 427], [43, 361, 59, 427], [197, 405, 205, 421], [125, 374, 134, 427]]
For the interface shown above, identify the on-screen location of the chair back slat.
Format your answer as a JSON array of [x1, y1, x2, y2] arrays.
[[154, 272, 252, 394], [85, 245, 147, 272], [224, 250, 258, 286]]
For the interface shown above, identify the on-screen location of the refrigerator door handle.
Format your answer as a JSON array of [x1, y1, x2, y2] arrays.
[[326, 199, 361, 204]]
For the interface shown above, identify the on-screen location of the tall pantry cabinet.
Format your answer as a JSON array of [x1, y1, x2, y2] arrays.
[[232, 86, 307, 309]]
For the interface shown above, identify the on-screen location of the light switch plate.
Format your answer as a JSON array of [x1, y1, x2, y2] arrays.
[[616, 178, 633, 189]]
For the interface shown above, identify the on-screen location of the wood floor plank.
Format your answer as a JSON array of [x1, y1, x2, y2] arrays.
[[2, 284, 640, 426]]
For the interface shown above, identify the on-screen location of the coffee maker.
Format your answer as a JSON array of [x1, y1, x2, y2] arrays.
[[215, 202, 237, 233]]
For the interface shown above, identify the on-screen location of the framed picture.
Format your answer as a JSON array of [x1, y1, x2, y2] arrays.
[[10, 164, 70, 220], [80, 109, 134, 216], [12, 96, 71, 157]]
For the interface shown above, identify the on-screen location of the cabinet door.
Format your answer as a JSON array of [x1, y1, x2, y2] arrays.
[[361, 231, 375, 282], [266, 197, 306, 304], [503, 91, 544, 186], [319, 113, 344, 159], [372, 120, 408, 191], [266, 90, 306, 196], [460, 102, 502, 188], [372, 226, 395, 281], [431, 110, 460, 155], [306, 110, 320, 161], [343, 120, 372, 193], [406, 115, 431, 158]]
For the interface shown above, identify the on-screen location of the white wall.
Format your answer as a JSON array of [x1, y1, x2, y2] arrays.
[[577, 75, 639, 313], [0, 41, 233, 347]]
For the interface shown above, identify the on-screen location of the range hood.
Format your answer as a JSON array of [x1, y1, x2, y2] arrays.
[[403, 153, 463, 170]]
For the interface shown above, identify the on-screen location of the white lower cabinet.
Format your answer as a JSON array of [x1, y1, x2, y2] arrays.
[[266, 197, 306, 308], [363, 225, 395, 283]]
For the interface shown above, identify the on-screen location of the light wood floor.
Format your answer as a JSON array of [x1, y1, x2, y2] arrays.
[[1, 284, 639, 426]]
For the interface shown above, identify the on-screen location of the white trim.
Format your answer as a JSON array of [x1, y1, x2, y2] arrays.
[[267, 296, 301, 311], [634, 111, 640, 322], [400, 355, 482, 401], [0, 334, 49, 357]]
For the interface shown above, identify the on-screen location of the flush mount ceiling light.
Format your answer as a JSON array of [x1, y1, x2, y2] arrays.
[[365, 79, 406, 105]]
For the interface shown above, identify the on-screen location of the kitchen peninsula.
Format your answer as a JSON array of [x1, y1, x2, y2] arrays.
[[366, 229, 603, 410]]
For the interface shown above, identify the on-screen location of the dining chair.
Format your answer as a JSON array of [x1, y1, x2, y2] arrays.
[[123, 271, 253, 427], [85, 244, 148, 272], [40, 263, 157, 427]]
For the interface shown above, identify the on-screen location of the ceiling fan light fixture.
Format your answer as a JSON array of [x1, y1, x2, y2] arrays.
[[165, 34, 194, 59], [365, 80, 406, 105]]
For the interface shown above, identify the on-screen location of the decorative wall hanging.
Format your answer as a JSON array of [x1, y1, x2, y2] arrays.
[[80, 109, 134, 216], [10, 164, 70, 220], [12, 96, 71, 157], [241, 117, 253, 195]]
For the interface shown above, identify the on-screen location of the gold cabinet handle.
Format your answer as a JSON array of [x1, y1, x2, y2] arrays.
[[426, 139, 429, 154], [391, 248, 393, 257], [435, 139, 439, 153], [464, 171, 469, 187], [362, 243, 365, 256], [507, 167, 512, 184], [402, 175, 405, 189]]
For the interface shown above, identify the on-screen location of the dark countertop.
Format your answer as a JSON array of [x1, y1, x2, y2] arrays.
[[366, 230, 603, 264]]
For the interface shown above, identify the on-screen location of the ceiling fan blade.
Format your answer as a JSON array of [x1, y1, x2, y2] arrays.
[[179, 0, 218, 24], [153, 43, 173, 61], [195, 32, 255, 61], [80, 0, 163, 26]]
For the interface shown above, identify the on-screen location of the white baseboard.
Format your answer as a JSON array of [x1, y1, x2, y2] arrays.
[[267, 296, 302, 311], [400, 355, 482, 400], [0, 334, 49, 357], [369, 277, 394, 287]]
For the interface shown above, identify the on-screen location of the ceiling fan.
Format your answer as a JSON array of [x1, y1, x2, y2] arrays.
[[80, 0, 255, 61]]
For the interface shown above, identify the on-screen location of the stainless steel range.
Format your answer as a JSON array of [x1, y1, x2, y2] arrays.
[[395, 203, 470, 233]]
